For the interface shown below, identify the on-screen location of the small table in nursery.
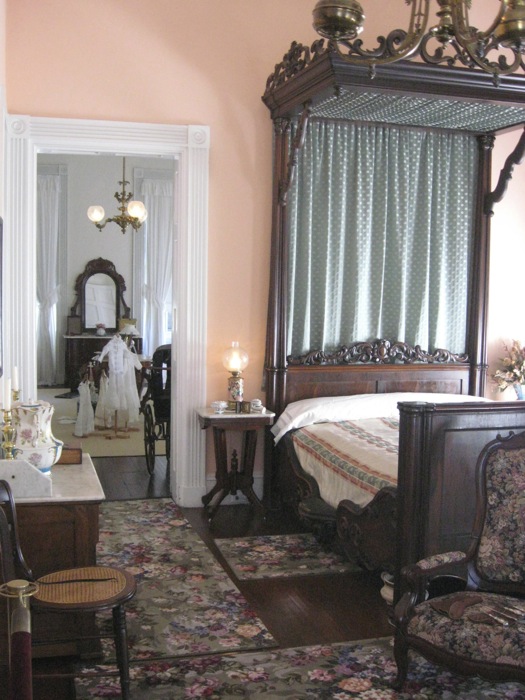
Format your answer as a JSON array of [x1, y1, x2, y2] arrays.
[[196, 407, 275, 519]]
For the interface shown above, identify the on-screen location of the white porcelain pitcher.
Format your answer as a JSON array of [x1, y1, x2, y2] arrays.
[[12, 400, 63, 475]]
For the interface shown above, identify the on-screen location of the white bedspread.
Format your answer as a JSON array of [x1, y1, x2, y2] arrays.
[[291, 417, 399, 509], [272, 391, 492, 444], [279, 392, 493, 510]]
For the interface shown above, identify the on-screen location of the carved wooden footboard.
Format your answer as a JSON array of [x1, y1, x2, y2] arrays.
[[395, 400, 525, 602]]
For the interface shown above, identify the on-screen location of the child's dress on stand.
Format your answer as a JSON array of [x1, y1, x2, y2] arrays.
[[97, 334, 143, 426], [74, 380, 95, 437], [94, 370, 113, 429]]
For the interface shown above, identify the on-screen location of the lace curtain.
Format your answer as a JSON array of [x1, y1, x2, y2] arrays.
[[36, 174, 61, 385], [139, 178, 174, 356], [286, 121, 478, 356]]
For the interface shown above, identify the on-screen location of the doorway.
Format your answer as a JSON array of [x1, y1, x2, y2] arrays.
[[4, 115, 209, 506]]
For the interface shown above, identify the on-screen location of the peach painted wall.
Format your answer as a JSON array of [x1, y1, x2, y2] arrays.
[[6, 0, 318, 407], [5, 0, 525, 410], [488, 129, 525, 401]]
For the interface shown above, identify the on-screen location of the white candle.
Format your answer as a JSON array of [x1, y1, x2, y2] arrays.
[[4, 378, 11, 411], [12, 366, 18, 392], [0, 376, 4, 410]]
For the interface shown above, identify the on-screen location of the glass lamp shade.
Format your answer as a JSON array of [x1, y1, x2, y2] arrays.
[[127, 200, 148, 222], [87, 205, 105, 223], [222, 342, 249, 375], [120, 324, 139, 336]]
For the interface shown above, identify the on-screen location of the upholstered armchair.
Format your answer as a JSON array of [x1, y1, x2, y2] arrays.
[[393, 430, 525, 689]]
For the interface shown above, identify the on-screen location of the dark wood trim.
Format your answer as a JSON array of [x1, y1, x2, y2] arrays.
[[395, 401, 525, 599], [466, 134, 494, 397], [263, 43, 525, 120], [264, 117, 292, 419], [486, 127, 525, 216]]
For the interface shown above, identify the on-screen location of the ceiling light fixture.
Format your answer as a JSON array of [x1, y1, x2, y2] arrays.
[[87, 157, 147, 234], [312, 0, 525, 85]]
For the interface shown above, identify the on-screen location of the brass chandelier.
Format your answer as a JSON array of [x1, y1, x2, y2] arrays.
[[87, 157, 147, 234], [312, 0, 525, 84]]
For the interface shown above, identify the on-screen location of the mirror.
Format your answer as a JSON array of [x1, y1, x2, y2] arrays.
[[69, 258, 130, 333], [84, 273, 117, 329]]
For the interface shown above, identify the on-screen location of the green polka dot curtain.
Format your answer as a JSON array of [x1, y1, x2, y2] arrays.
[[286, 121, 477, 357]]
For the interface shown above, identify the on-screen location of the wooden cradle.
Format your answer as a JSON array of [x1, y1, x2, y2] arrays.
[[261, 32, 525, 598]]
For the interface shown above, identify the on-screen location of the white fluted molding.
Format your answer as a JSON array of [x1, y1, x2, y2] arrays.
[[4, 116, 210, 506]]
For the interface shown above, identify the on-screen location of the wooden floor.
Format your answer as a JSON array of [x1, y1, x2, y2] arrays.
[[28, 454, 392, 698]]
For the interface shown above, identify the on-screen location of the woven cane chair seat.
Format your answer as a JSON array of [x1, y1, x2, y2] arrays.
[[33, 566, 135, 608]]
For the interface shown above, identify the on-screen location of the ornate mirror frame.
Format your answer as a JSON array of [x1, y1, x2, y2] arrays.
[[69, 258, 131, 333]]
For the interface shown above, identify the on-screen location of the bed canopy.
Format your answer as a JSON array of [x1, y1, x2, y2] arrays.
[[262, 8, 525, 419]]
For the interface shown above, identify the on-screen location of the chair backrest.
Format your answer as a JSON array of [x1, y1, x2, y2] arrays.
[[470, 431, 525, 589], [0, 480, 33, 584]]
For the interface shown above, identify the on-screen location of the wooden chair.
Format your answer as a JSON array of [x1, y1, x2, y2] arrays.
[[0, 479, 136, 699], [393, 430, 525, 689]]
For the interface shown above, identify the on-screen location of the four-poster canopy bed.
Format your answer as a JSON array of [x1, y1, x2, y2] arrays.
[[261, 7, 525, 596]]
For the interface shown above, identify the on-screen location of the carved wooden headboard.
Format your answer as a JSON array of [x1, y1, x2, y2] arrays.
[[261, 44, 525, 418]]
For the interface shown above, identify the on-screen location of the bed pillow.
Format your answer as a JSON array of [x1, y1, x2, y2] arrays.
[[271, 392, 492, 444]]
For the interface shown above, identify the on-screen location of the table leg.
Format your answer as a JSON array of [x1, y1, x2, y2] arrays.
[[202, 427, 229, 516], [201, 426, 265, 519], [239, 429, 264, 514]]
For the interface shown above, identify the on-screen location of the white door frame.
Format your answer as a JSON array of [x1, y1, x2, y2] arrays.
[[4, 115, 209, 506]]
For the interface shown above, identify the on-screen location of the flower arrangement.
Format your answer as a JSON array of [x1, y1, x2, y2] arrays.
[[96, 323, 106, 330], [492, 340, 525, 391]]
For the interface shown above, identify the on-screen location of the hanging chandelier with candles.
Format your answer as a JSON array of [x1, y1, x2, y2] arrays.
[[312, 0, 525, 85], [87, 157, 147, 234]]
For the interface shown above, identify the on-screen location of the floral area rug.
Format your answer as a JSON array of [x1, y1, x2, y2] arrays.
[[215, 533, 360, 580], [92, 499, 276, 661], [75, 636, 525, 698]]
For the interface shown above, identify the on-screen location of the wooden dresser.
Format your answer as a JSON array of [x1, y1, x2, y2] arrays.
[[64, 334, 143, 392]]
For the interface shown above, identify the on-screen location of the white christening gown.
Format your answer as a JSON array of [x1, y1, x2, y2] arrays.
[[74, 380, 95, 437], [94, 370, 113, 429], [98, 335, 143, 424]]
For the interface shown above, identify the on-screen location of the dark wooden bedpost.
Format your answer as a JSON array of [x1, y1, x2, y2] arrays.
[[264, 116, 290, 418], [467, 134, 494, 397], [395, 401, 432, 598], [263, 117, 291, 507]]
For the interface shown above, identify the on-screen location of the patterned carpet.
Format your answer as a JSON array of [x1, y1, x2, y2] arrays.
[[75, 499, 525, 698], [76, 636, 525, 698], [215, 533, 360, 579], [90, 499, 275, 660]]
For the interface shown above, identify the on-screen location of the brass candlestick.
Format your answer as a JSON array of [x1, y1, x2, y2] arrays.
[[2, 410, 17, 460], [12, 390, 20, 403]]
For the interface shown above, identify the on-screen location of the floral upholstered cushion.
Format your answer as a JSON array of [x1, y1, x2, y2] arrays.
[[407, 592, 525, 666], [415, 551, 466, 571], [477, 447, 525, 583]]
